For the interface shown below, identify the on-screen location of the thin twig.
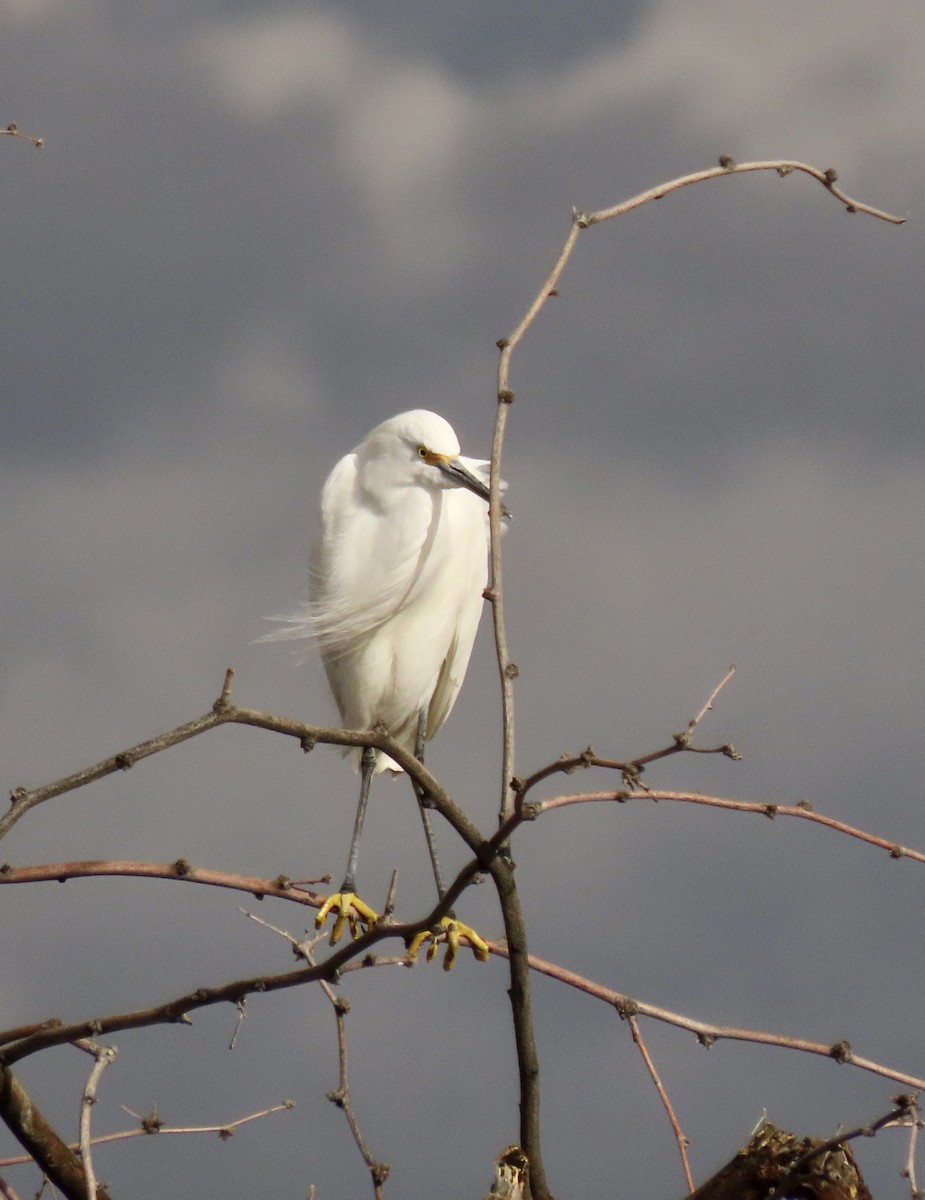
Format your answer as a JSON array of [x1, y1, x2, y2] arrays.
[[0, 1068, 114, 1200], [765, 1099, 914, 1200], [514, 667, 740, 802], [536, 790, 925, 866], [903, 1095, 923, 1200], [624, 1013, 693, 1193], [0, 1173, 21, 1200], [586, 158, 905, 226], [514, 947, 925, 1092], [0, 1102, 296, 1166], [0, 862, 324, 916], [491, 162, 902, 821], [687, 665, 737, 734], [307, 946, 390, 1198], [1, 124, 43, 148], [488, 400, 517, 827], [77, 1042, 117, 1200], [3, 680, 490, 876], [241, 908, 392, 1194], [228, 999, 247, 1050]]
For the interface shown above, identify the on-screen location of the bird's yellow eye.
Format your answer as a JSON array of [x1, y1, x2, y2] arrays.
[[417, 444, 429, 460]]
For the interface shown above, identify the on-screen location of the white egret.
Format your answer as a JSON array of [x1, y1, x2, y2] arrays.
[[270, 410, 499, 962]]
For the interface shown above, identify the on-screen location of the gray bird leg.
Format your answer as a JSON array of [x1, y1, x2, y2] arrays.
[[413, 707, 448, 902], [341, 744, 376, 894]]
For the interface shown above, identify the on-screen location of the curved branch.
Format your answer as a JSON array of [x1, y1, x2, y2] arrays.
[[538, 789, 925, 866], [587, 158, 905, 227], [2, 674, 487, 862]]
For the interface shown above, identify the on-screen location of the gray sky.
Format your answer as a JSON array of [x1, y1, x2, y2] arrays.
[[3, 2, 924, 1197]]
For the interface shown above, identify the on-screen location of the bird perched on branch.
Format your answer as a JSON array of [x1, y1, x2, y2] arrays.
[[268, 409, 501, 965]]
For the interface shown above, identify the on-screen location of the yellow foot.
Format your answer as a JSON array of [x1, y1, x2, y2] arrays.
[[406, 917, 490, 971], [315, 892, 379, 946]]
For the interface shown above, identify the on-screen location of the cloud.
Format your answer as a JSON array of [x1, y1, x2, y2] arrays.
[[0, 0, 97, 25], [188, 2, 921, 285], [189, 12, 480, 275], [190, 11, 364, 120]]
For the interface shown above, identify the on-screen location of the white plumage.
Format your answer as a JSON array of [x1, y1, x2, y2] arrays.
[[267, 409, 499, 941], [273, 409, 493, 771]]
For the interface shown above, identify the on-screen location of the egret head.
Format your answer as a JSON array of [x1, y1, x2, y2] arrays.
[[360, 409, 493, 505]]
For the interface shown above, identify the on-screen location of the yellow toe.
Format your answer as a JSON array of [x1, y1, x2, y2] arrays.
[[315, 892, 379, 945], [406, 917, 490, 971]]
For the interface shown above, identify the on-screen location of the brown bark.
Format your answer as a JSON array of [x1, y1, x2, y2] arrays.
[[687, 1121, 871, 1200], [0, 1068, 114, 1200]]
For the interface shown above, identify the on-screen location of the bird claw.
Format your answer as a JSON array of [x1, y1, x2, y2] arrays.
[[405, 917, 490, 971], [315, 892, 379, 945]]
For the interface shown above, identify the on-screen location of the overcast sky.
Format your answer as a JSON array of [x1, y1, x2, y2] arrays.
[[3, 2, 924, 1197]]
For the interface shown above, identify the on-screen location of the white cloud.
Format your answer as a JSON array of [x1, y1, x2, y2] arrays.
[[189, 2, 921, 277], [190, 11, 363, 120], [188, 12, 480, 277], [529, 0, 925, 175]]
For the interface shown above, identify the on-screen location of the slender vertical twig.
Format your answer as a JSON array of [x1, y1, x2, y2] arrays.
[[900, 1096, 922, 1200], [0, 1068, 114, 1200], [75, 1040, 117, 1200], [313, 957, 390, 1199]]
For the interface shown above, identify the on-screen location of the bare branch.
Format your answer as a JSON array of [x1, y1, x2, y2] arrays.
[[1, 123, 43, 148], [901, 1095, 924, 1200], [0, 1174, 21, 1200], [487, 398, 518, 827], [0, 861, 324, 915], [486, 163, 903, 1192], [624, 1013, 693, 1193], [2, 684, 488, 865], [686, 665, 737, 735], [0, 1171, 20, 1200], [0, 1101, 296, 1165], [588, 158, 906, 227], [513, 669, 741, 803], [309, 945, 390, 1198], [76, 1041, 117, 1200], [514, 947, 925, 1092], [0, 1069, 113, 1200], [538, 789, 925, 866]]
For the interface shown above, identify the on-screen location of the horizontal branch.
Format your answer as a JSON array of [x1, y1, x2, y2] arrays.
[[538, 789, 925, 865], [3, 672, 487, 865], [1, 123, 43, 149], [0, 844, 497, 1064], [0, 1100, 295, 1167], [3, 850, 923, 1094], [0, 860, 325, 908]]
